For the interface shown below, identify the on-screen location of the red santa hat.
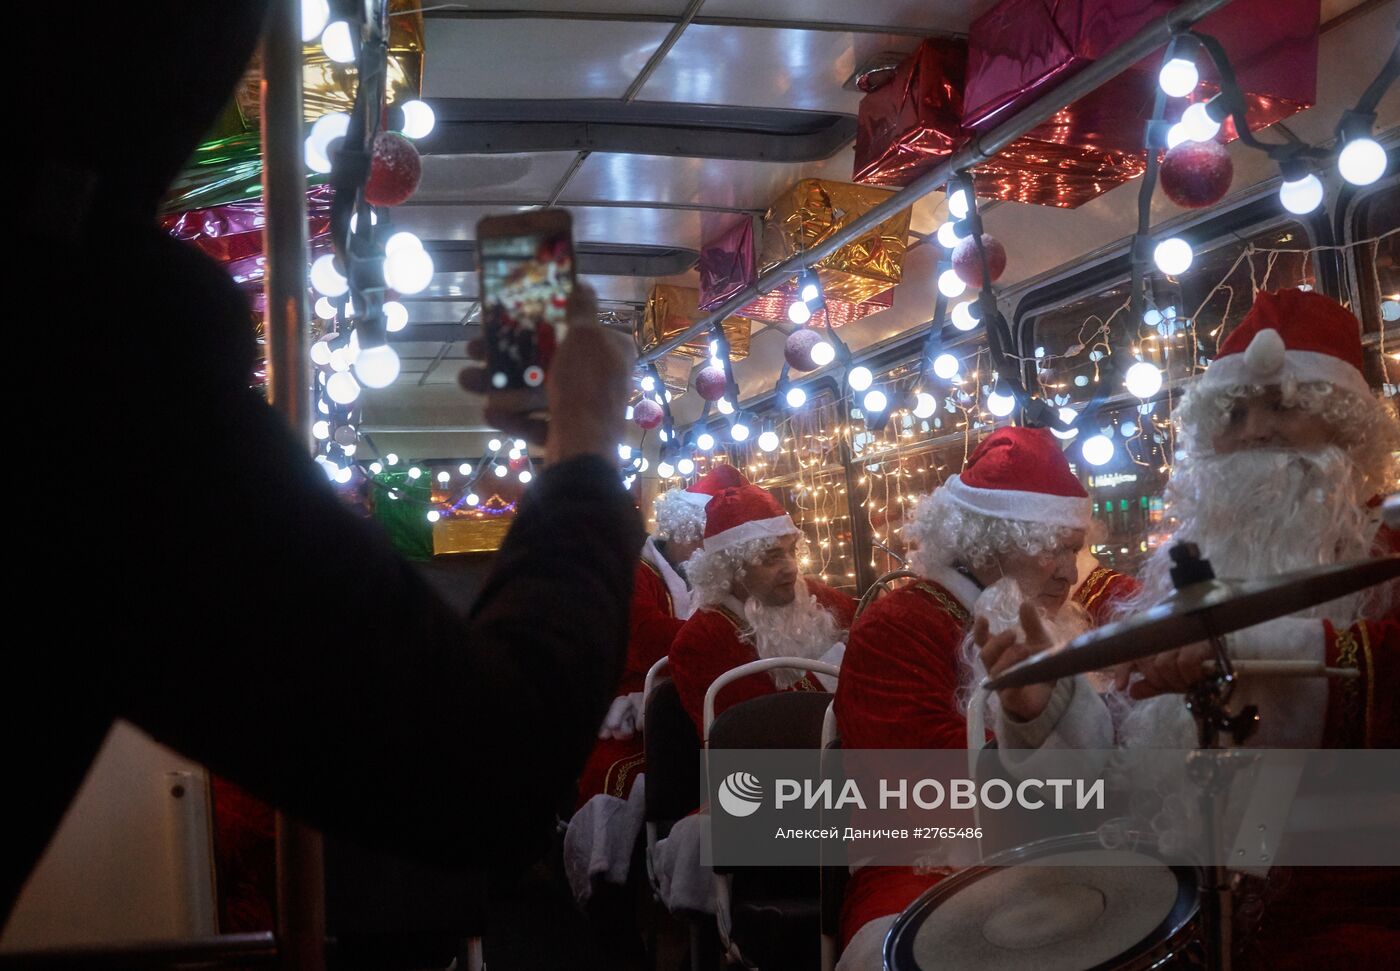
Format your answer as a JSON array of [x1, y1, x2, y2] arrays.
[[942, 427, 1091, 530], [678, 463, 748, 507], [701, 483, 798, 554], [1199, 288, 1370, 399]]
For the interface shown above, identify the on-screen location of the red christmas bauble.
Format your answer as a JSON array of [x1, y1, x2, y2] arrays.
[[784, 329, 824, 371], [1160, 140, 1233, 209], [695, 365, 728, 401], [951, 234, 1007, 288], [365, 132, 422, 207], [633, 398, 664, 430]]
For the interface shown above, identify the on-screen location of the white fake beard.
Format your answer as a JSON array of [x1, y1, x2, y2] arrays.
[[744, 581, 843, 688], [1136, 445, 1377, 624], [959, 577, 1093, 720]]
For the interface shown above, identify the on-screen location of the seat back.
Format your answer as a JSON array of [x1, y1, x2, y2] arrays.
[[708, 691, 834, 751], [643, 678, 701, 827]]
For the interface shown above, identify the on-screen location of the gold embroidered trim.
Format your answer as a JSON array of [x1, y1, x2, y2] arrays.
[[1334, 627, 1364, 749], [640, 557, 674, 614], [606, 751, 647, 799], [913, 582, 972, 626]]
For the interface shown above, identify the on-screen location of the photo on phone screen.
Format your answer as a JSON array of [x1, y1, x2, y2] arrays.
[[478, 214, 574, 390]]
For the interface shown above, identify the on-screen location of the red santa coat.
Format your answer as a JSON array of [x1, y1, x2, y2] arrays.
[[576, 556, 685, 806], [834, 567, 1139, 950], [669, 580, 856, 735]]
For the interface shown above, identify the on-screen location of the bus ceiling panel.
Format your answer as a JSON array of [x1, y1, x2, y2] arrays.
[[425, 18, 673, 100], [398, 300, 477, 325], [634, 23, 924, 114], [414, 152, 584, 204], [424, 241, 699, 277], [427, 1, 694, 16], [564, 148, 858, 211], [396, 270, 699, 306], [417, 100, 857, 162], [389, 203, 704, 251], [696, 0, 975, 33]]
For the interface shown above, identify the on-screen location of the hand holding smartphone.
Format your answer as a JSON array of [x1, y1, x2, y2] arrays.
[[477, 209, 575, 390]]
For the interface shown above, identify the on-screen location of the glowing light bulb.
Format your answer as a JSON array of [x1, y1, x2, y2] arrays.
[[369, 462, 383, 475], [459, 463, 473, 476], [386, 453, 399, 465], [640, 375, 655, 392], [800, 279, 820, 303], [301, 0, 330, 41], [947, 186, 970, 220], [354, 344, 401, 388], [322, 20, 355, 62], [1179, 102, 1220, 143], [913, 392, 937, 419], [788, 300, 812, 325], [951, 300, 978, 332], [677, 458, 695, 475], [427, 510, 441, 523], [383, 245, 434, 295], [1082, 434, 1114, 466], [758, 430, 780, 452], [494, 465, 507, 478], [938, 269, 968, 298], [384, 300, 408, 333], [519, 470, 534, 484], [313, 420, 331, 440], [488, 438, 502, 452], [1120, 421, 1140, 438], [466, 492, 480, 505], [1338, 137, 1386, 186], [617, 444, 633, 460], [937, 221, 960, 249], [1125, 361, 1163, 399], [311, 254, 348, 297], [1165, 123, 1190, 150], [657, 461, 675, 478], [848, 366, 873, 392], [436, 471, 451, 484], [785, 386, 808, 409], [508, 448, 522, 461], [730, 422, 750, 442], [696, 433, 716, 451], [310, 338, 334, 366], [810, 340, 836, 367], [326, 371, 360, 404], [986, 390, 1016, 417], [305, 112, 349, 173], [1158, 57, 1199, 98], [334, 466, 353, 485], [1279, 173, 1324, 215], [716, 398, 734, 415], [1153, 237, 1193, 276], [314, 297, 337, 320], [1051, 406, 1079, 441], [328, 347, 352, 373], [408, 466, 422, 479], [398, 99, 436, 139], [932, 353, 959, 381], [862, 390, 888, 413]]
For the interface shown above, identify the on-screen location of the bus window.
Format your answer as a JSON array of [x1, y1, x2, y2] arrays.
[[1350, 181, 1399, 393]]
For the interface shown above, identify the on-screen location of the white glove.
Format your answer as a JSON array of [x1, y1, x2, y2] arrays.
[[597, 692, 646, 740], [814, 641, 845, 690]]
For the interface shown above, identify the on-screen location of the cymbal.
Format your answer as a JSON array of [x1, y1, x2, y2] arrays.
[[983, 555, 1400, 691]]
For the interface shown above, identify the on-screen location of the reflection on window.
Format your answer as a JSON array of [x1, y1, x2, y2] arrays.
[[1352, 181, 1399, 392]]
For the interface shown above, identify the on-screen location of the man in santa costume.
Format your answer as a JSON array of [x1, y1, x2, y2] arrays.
[[982, 288, 1400, 967], [652, 477, 856, 914], [565, 464, 745, 907], [833, 425, 1137, 969], [668, 478, 857, 733]]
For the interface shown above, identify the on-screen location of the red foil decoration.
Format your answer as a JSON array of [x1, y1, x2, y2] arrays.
[[163, 185, 336, 289], [697, 204, 897, 327], [963, 0, 1318, 139], [854, 39, 968, 187]]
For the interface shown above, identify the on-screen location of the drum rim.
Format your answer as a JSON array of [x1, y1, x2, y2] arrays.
[[882, 832, 1200, 971]]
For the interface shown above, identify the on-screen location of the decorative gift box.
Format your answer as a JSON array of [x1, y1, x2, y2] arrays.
[[638, 285, 752, 360]]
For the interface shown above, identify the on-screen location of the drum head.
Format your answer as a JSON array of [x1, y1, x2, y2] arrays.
[[884, 836, 1198, 971]]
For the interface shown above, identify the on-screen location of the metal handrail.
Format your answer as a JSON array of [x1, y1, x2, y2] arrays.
[[0, 932, 278, 970], [854, 569, 920, 621]]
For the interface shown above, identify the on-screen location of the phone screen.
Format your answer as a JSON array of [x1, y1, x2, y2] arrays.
[[479, 224, 574, 390]]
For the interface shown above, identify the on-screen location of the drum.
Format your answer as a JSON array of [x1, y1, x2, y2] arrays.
[[883, 834, 1200, 971]]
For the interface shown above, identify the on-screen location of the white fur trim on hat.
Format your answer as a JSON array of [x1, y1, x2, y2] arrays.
[[1203, 338, 1371, 399], [703, 515, 798, 554], [942, 474, 1092, 531]]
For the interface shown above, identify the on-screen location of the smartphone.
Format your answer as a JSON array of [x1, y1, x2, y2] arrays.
[[476, 209, 574, 390]]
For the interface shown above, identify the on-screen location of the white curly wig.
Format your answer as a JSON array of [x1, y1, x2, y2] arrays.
[[1173, 377, 1400, 499], [904, 486, 1083, 581], [685, 532, 804, 608], [652, 488, 707, 544]]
